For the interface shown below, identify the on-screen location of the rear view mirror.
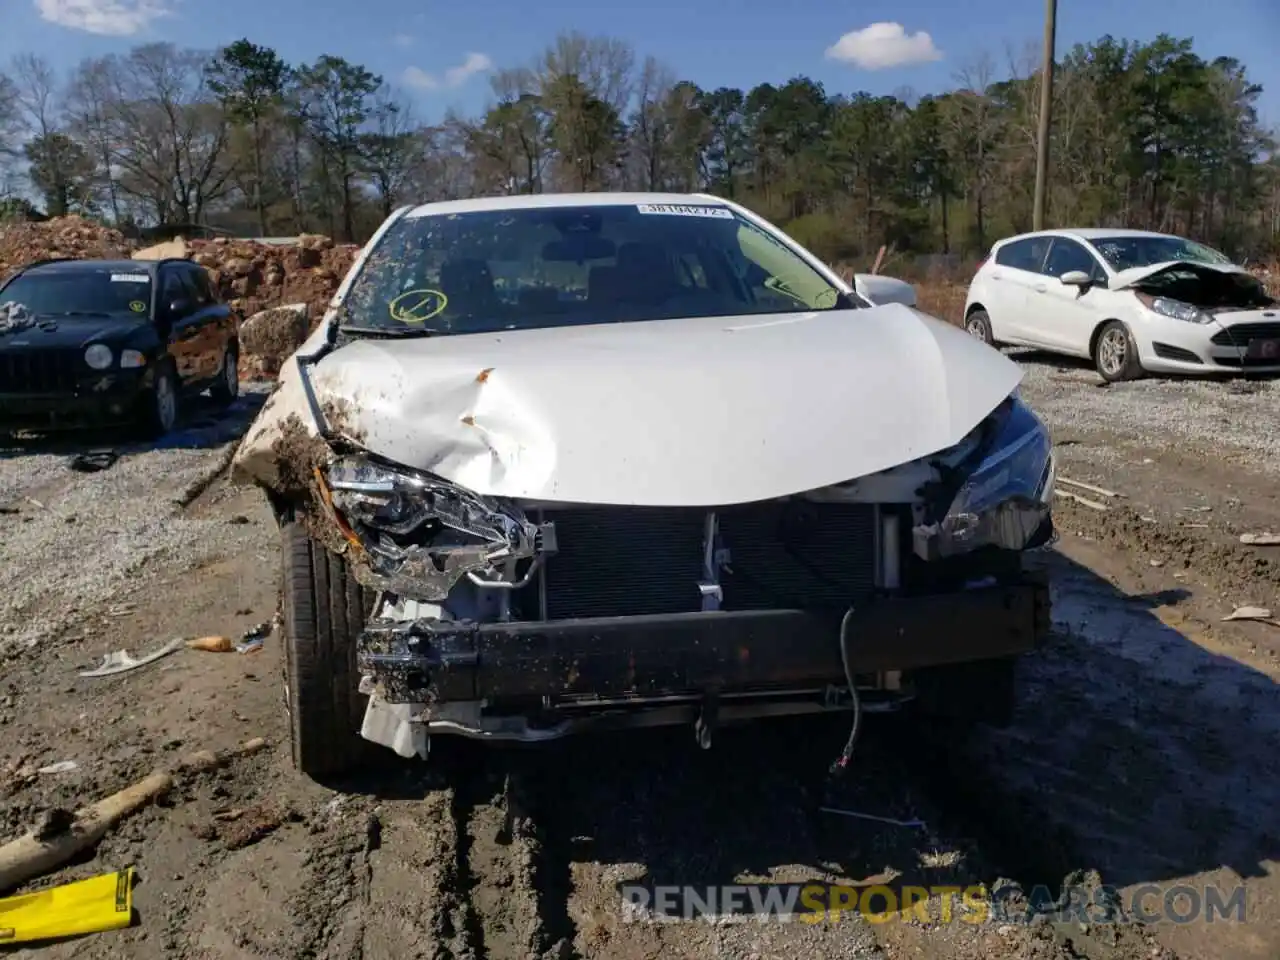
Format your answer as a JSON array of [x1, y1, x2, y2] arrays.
[[1059, 270, 1091, 287], [853, 274, 917, 308], [542, 236, 616, 262]]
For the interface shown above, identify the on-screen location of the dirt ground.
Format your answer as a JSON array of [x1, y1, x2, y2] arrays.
[[1, 355, 1277, 960]]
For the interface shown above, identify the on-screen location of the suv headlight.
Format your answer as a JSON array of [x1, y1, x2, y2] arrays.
[[913, 398, 1054, 560], [84, 344, 113, 369], [323, 456, 552, 600]]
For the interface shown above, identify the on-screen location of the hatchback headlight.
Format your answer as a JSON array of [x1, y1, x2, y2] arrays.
[[1140, 294, 1212, 324], [84, 344, 113, 370], [913, 398, 1054, 560]]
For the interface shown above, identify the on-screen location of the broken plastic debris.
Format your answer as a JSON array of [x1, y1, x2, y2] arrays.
[[1222, 606, 1278, 626], [235, 622, 272, 654], [1239, 533, 1280, 546], [67, 451, 119, 473], [79, 637, 185, 678], [36, 761, 78, 775]]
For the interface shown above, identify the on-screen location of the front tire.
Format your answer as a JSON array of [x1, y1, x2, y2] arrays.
[[1094, 320, 1144, 382], [281, 517, 372, 779]]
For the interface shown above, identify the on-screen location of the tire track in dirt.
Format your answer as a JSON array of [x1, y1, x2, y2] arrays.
[[448, 751, 581, 960]]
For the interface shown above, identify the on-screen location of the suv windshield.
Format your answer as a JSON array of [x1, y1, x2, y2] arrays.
[[1091, 236, 1233, 272], [0, 267, 152, 317], [341, 202, 848, 336]]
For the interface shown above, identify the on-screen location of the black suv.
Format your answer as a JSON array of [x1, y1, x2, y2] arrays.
[[0, 257, 239, 437]]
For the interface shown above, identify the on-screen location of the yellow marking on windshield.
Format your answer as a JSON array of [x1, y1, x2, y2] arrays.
[[129, 300, 146, 313], [389, 288, 448, 325]]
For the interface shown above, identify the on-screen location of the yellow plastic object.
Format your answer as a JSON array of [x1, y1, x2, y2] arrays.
[[186, 635, 233, 652], [0, 867, 135, 945]]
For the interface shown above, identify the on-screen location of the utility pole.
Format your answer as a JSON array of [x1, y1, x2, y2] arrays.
[[1032, 0, 1057, 230]]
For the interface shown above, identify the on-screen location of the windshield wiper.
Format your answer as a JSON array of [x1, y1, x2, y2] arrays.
[[338, 323, 437, 338]]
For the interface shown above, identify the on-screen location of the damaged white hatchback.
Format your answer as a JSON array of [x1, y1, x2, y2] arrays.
[[232, 192, 1056, 778]]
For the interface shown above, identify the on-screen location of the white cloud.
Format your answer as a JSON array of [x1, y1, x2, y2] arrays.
[[34, 0, 176, 36], [825, 22, 943, 70], [392, 32, 414, 48], [402, 52, 493, 92]]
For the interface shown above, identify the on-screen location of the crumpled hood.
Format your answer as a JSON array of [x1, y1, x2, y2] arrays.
[[1109, 259, 1253, 291], [235, 304, 1023, 507]]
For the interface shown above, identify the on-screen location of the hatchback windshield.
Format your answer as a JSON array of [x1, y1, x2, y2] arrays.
[[341, 202, 849, 336], [1091, 235, 1233, 272], [0, 268, 152, 317]]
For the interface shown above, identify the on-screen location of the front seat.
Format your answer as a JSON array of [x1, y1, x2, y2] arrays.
[[438, 257, 499, 316], [613, 242, 680, 304]]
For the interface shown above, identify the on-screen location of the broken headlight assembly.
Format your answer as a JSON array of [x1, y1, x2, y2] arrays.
[[323, 456, 554, 600], [912, 397, 1055, 561]]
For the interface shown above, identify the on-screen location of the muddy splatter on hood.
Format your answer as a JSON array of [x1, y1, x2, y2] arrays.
[[233, 302, 1023, 507]]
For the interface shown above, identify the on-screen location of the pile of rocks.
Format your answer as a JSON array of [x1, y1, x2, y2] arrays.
[[0, 215, 135, 279], [186, 234, 359, 325]]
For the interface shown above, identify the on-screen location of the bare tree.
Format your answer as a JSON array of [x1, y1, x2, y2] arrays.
[[360, 84, 420, 217], [103, 45, 237, 224], [64, 57, 123, 222]]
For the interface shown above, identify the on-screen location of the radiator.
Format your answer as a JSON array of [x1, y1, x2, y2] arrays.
[[538, 501, 878, 620]]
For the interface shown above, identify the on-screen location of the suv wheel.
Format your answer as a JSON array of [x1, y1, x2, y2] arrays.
[[281, 516, 371, 779], [136, 362, 180, 439], [210, 344, 239, 405], [1094, 320, 1144, 382]]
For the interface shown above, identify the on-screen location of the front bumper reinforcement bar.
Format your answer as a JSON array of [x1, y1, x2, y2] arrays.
[[356, 578, 1050, 705]]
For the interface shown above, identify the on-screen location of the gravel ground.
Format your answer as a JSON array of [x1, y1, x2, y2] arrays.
[[1015, 349, 1280, 478], [0, 390, 268, 657], [0, 361, 1276, 960]]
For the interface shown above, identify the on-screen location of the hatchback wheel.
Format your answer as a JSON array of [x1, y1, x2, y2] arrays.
[[964, 309, 996, 346], [1094, 320, 1143, 382]]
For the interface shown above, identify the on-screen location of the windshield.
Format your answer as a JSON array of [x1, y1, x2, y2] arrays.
[[0, 268, 152, 317], [341, 202, 848, 336], [1091, 236, 1233, 272]]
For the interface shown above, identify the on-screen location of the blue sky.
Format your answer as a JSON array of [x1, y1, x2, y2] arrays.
[[5, 0, 1278, 127]]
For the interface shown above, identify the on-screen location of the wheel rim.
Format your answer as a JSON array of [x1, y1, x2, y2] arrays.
[[1099, 328, 1127, 376], [224, 351, 239, 396], [156, 374, 176, 430], [966, 317, 988, 341]]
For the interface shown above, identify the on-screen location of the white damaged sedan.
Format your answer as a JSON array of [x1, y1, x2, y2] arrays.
[[233, 192, 1056, 778]]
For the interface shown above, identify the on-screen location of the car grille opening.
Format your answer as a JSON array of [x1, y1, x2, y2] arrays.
[[1209, 322, 1280, 346], [0, 350, 82, 394], [535, 502, 878, 620]]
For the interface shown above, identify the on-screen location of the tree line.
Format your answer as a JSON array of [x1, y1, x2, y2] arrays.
[[0, 30, 1276, 264]]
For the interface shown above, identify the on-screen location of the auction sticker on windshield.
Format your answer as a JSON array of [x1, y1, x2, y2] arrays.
[[111, 273, 149, 283], [636, 203, 733, 219]]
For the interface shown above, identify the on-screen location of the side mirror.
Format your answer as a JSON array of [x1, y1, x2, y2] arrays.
[[167, 298, 190, 316], [853, 274, 917, 308], [1059, 270, 1092, 287]]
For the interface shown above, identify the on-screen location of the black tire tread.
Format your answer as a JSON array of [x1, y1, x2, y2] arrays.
[[209, 344, 238, 404], [135, 360, 178, 440], [281, 517, 369, 778]]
